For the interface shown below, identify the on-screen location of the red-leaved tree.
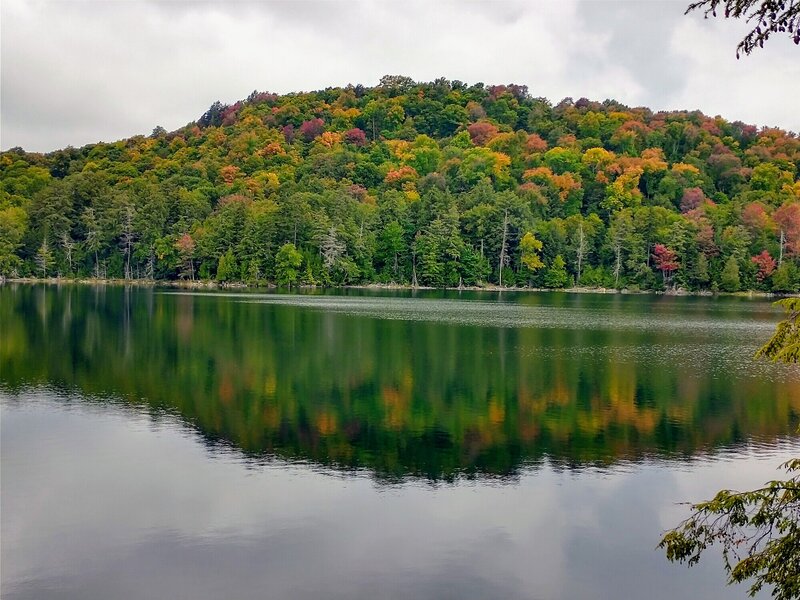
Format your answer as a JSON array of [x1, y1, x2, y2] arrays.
[[344, 128, 367, 147], [774, 202, 800, 260], [299, 118, 325, 142], [467, 121, 499, 146], [751, 250, 777, 281], [653, 244, 680, 284]]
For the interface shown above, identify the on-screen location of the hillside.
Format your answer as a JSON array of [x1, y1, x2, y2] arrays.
[[1, 75, 799, 291]]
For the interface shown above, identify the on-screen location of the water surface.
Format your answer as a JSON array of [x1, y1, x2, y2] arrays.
[[2, 285, 799, 599]]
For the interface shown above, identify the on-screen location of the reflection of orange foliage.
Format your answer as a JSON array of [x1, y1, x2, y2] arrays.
[[262, 404, 281, 429], [519, 421, 540, 442], [263, 375, 277, 398], [382, 386, 404, 407], [607, 366, 635, 405], [611, 401, 657, 433], [219, 374, 234, 405], [316, 412, 337, 435], [176, 295, 194, 340], [382, 385, 410, 429], [786, 385, 800, 412], [549, 380, 572, 406], [488, 399, 505, 424]]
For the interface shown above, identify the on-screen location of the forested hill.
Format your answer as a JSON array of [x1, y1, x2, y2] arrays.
[[2, 76, 799, 291]]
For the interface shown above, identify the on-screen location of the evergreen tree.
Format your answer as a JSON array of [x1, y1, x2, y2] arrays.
[[544, 254, 570, 288], [720, 255, 741, 292], [275, 243, 303, 287]]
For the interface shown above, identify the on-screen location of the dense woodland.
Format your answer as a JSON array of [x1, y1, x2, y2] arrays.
[[2, 75, 800, 292]]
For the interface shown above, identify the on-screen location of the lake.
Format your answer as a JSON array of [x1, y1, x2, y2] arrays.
[[1, 284, 799, 599]]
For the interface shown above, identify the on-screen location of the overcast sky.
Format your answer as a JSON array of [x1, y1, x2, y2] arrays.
[[2, 0, 798, 153]]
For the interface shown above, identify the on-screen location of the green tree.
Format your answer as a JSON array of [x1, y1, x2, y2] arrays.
[[216, 248, 236, 282], [544, 254, 570, 288], [378, 220, 405, 281], [275, 242, 302, 287], [519, 231, 544, 285], [0, 206, 27, 275], [35, 237, 53, 277], [692, 253, 711, 290], [719, 255, 741, 292], [772, 262, 798, 293]]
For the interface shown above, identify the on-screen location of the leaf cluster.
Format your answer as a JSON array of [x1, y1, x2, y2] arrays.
[[686, 0, 800, 56], [660, 459, 800, 599], [756, 298, 800, 363]]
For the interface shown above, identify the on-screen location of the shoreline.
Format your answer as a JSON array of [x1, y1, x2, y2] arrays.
[[1, 277, 792, 298]]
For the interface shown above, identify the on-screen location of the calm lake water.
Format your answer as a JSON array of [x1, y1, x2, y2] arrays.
[[2, 284, 799, 600]]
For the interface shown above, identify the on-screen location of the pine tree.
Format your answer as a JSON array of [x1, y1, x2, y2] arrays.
[[544, 254, 570, 289], [719, 255, 741, 292]]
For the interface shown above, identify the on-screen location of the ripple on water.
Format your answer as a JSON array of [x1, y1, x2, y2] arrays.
[[164, 291, 781, 335]]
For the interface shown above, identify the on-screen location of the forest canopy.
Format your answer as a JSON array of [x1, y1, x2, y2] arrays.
[[2, 76, 799, 292]]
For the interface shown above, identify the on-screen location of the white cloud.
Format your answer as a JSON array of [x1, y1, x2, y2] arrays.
[[1, 0, 797, 152], [668, 16, 800, 130]]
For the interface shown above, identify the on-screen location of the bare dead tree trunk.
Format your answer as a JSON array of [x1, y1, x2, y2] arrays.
[[498, 208, 508, 287], [122, 205, 135, 280], [576, 223, 585, 284], [61, 232, 74, 274], [146, 248, 155, 280]]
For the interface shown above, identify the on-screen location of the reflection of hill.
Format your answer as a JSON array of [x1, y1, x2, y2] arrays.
[[2, 285, 799, 480]]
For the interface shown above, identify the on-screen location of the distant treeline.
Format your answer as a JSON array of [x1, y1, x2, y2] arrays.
[[1, 75, 799, 291]]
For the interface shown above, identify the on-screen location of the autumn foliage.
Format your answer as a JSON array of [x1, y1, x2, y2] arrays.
[[1, 76, 798, 292]]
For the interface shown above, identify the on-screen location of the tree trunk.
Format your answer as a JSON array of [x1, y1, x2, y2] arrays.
[[576, 223, 585, 284], [498, 208, 508, 287]]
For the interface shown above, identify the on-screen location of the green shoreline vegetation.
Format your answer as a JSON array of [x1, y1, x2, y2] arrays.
[[2, 76, 799, 293]]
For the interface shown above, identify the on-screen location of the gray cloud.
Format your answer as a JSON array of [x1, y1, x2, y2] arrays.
[[1, 0, 798, 152], [575, 0, 688, 104]]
